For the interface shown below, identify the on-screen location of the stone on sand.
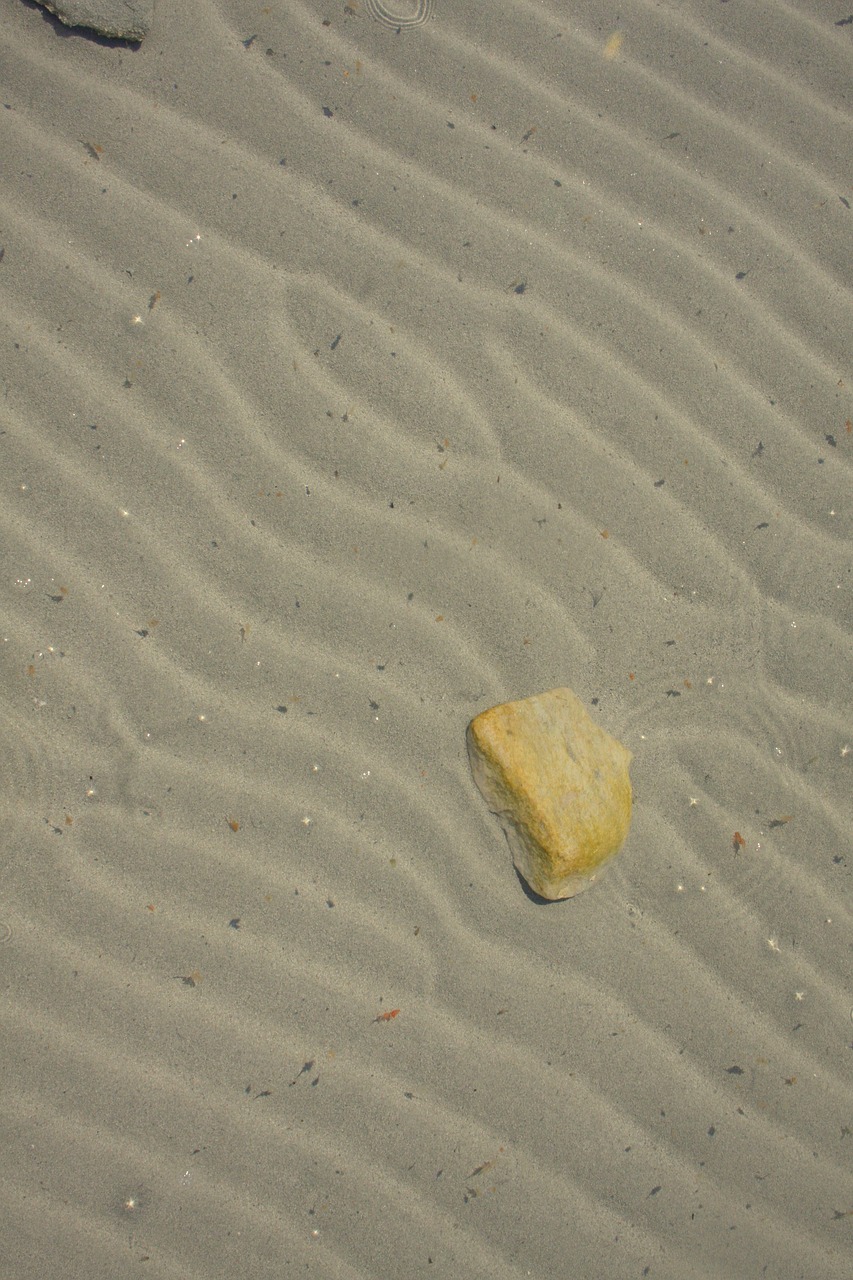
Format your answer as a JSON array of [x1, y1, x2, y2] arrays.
[[467, 687, 632, 900], [34, 0, 153, 41]]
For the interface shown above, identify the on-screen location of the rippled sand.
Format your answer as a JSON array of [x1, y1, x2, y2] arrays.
[[1, 2, 851, 1276]]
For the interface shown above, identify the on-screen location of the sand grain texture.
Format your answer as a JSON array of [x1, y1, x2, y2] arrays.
[[1, 1, 851, 1277]]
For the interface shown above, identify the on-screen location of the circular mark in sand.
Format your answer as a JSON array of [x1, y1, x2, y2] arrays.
[[365, 0, 433, 29], [0, 922, 11, 943]]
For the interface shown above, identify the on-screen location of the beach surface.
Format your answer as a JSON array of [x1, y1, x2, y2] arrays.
[[1, 2, 851, 1276]]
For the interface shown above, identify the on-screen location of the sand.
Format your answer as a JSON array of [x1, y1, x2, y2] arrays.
[[1, 1, 851, 1276]]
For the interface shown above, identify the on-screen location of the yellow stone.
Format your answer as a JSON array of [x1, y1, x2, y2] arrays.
[[467, 687, 633, 900]]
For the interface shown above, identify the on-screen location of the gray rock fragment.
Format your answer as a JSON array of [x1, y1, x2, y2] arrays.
[[34, 0, 153, 42]]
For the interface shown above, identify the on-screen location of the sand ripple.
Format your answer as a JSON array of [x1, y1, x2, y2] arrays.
[[1, 1, 851, 1276]]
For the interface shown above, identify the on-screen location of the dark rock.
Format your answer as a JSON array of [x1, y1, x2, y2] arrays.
[[34, 0, 153, 41]]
